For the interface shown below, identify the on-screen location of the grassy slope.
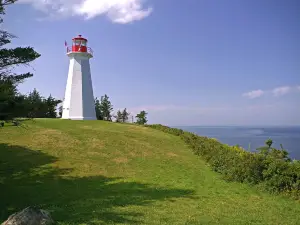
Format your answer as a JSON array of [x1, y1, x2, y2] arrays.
[[0, 119, 299, 225]]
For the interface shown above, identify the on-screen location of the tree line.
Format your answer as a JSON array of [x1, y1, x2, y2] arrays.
[[0, 0, 148, 125], [93, 94, 148, 125], [0, 0, 41, 120], [58, 94, 148, 125], [0, 88, 62, 120], [148, 125, 300, 199]]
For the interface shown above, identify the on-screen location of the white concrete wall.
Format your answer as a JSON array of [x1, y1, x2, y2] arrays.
[[62, 52, 96, 120]]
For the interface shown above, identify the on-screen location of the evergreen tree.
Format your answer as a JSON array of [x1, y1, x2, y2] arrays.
[[45, 94, 61, 118], [0, 0, 40, 120], [100, 94, 113, 121], [135, 110, 148, 125], [95, 97, 103, 120], [114, 110, 122, 123], [26, 88, 44, 118], [121, 108, 130, 123], [0, 76, 17, 119], [22, 90, 61, 118]]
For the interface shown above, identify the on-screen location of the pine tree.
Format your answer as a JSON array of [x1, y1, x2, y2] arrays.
[[23, 90, 61, 118], [45, 95, 61, 118], [100, 94, 113, 121], [26, 89, 44, 118], [95, 97, 103, 120], [0, 0, 40, 120], [114, 110, 122, 123], [121, 108, 130, 123]]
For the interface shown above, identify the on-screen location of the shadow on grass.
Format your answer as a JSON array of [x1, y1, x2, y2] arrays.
[[0, 143, 195, 224]]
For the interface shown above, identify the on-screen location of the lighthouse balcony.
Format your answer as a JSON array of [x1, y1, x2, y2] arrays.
[[66, 46, 93, 57]]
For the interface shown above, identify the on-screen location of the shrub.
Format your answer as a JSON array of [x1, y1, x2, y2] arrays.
[[146, 124, 300, 199]]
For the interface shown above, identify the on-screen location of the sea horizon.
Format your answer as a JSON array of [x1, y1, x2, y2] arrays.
[[172, 125, 300, 128], [171, 125, 300, 160]]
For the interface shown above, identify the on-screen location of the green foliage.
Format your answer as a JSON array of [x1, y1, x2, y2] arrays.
[[145, 124, 184, 136], [121, 108, 130, 123], [0, 1, 17, 15], [265, 138, 273, 148], [26, 88, 45, 118], [45, 95, 61, 118], [147, 124, 300, 199], [98, 94, 113, 121], [0, 77, 17, 120], [114, 108, 130, 123], [24, 89, 61, 118], [0, 47, 41, 69], [94, 97, 103, 120], [135, 110, 148, 125], [0, 88, 61, 120], [0, 0, 40, 120], [114, 110, 123, 123]]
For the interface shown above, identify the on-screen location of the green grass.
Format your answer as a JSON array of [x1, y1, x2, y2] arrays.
[[0, 119, 299, 224]]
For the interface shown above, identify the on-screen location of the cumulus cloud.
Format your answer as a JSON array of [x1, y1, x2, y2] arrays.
[[242, 90, 264, 99], [242, 85, 300, 99], [18, 0, 153, 23], [272, 86, 291, 97]]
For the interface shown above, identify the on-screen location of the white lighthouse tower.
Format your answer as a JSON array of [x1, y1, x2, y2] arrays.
[[62, 34, 97, 120]]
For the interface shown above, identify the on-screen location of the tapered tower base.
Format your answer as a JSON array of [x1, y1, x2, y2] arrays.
[[62, 51, 96, 120], [64, 117, 96, 120]]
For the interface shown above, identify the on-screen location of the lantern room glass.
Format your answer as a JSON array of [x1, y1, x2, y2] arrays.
[[75, 40, 81, 46]]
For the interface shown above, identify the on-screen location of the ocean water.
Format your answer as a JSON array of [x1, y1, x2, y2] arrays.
[[175, 126, 300, 160]]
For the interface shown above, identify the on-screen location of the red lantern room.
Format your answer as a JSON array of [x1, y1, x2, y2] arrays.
[[66, 34, 93, 57], [72, 35, 87, 52]]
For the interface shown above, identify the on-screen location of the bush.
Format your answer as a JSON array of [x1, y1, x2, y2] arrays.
[[146, 124, 300, 199]]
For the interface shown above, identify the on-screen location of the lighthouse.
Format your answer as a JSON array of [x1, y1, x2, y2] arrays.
[[62, 35, 97, 120]]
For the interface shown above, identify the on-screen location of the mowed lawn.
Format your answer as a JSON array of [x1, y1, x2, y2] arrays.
[[0, 119, 299, 225]]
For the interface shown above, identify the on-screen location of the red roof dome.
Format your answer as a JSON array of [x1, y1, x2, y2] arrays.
[[72, 34, 87, 41]]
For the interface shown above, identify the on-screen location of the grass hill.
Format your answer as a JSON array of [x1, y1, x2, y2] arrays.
[[0, 119, 300, 224]]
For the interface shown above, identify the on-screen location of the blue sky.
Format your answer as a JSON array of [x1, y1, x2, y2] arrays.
[[3, 0, 300, 126]]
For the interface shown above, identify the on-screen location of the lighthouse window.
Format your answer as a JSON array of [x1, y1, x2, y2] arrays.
[[81, 41, 86, 46], [75, 40, 81, 46]]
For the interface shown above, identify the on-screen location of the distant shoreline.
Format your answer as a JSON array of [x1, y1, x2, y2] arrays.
[[173, 125, 300, 128], [173, 125, 300, 160]]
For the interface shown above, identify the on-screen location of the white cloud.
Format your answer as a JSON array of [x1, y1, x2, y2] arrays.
[[242, 89, 264, 99], [272, 86, 291, 97], [242, 85, 300, 99], [18, 0, 153, 23]]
